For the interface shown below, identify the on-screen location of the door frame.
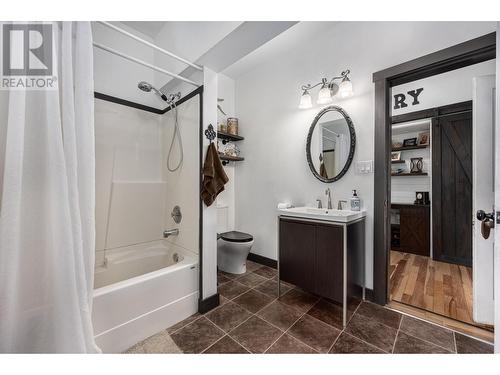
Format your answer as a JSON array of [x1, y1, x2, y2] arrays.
[[372, 32, 496, 305]]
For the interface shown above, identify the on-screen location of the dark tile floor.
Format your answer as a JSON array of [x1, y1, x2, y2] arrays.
[[131, 260, 495, 354]]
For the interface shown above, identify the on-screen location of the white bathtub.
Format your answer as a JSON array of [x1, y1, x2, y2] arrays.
[[92, 240, 199, 353]]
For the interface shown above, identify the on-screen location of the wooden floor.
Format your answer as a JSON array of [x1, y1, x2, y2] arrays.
[[389, 250, 477, 326]]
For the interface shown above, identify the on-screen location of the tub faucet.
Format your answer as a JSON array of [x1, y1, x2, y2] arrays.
[[163, 228, 179, 238], [325, 188, 332, 209]]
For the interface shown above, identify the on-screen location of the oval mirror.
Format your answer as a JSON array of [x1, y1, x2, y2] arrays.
[[306, 106, 356, 183]]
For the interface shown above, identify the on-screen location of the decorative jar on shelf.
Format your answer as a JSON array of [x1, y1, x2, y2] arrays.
[[227, 117, 239, 135]]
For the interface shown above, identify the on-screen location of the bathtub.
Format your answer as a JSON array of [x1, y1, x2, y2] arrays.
[[92, 240, 199, 353]]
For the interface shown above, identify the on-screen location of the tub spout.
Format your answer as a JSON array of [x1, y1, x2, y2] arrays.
[[163, 228, 179, 238]]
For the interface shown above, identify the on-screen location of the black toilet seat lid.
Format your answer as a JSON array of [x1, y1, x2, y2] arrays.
[[219, 231, 253, 243]]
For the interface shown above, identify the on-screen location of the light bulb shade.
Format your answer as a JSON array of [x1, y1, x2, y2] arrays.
[[317, 85, 333, 104], [339, 78, 353, 98], [299, 91, 312, 109]]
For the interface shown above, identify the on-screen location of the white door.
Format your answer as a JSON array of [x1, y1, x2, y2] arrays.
[[472, 75, 496, 325]]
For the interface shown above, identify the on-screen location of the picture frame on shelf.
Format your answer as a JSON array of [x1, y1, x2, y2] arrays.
[[418, 131, 430, 146], [402, 137, 418, 147], [391, 151, 402, 161]]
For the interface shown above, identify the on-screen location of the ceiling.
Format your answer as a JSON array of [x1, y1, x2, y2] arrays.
[[121, 21, 166, 38]]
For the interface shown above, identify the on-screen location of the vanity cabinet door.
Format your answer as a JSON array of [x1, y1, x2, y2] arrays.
[[315, 223, 343, 303], [279, 219, 316, 291]]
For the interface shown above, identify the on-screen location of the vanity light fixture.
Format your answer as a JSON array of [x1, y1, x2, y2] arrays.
[[299, 89, 313, 109], [299, 69, 353, 109]]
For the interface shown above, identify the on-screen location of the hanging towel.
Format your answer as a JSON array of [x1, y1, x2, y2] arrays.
[[201, 143, 229, 206]]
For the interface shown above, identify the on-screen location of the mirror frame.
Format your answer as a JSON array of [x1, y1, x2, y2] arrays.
[[306, 105, 356, 183]]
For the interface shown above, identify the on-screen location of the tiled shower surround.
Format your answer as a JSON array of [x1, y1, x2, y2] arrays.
[[127, 261, 493, 354]]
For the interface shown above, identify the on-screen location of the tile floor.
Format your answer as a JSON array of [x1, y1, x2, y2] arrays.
[[127, 260, 494, 354]]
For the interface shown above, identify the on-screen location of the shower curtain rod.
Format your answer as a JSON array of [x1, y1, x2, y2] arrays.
[[93, 42, 200, 87], [96, 21, 203, 71]]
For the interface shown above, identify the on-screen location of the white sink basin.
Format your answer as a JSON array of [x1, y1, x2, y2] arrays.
[[278, 206, 366, 223]]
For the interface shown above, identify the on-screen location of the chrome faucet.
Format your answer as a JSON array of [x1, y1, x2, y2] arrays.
[[337, 200, 348, 210], [325, 188, 332, 209], [316, 198, 323, 209]]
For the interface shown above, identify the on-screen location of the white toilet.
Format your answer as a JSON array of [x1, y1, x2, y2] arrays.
[[217, 205, 254, 274]]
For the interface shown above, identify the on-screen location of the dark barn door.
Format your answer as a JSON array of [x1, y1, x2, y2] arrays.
[[432, 110, 473, 266]]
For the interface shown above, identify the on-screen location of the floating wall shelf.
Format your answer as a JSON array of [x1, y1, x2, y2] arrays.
[[217, 131, 244, 165], [391, 160, 406, 164], [392, 145, 428, 152], [219, 153, 244, 166], [217, 131, 244, 144], [391, 172, 428, 177]]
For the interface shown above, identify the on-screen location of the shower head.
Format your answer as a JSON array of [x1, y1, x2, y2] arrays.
[[137, 81, 168, 102]]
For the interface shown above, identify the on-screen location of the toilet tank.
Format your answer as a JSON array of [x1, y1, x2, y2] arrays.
[[216, 205, 229, 233]]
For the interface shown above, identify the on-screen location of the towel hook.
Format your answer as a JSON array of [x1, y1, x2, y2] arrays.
[[205, 124, 216, 143]]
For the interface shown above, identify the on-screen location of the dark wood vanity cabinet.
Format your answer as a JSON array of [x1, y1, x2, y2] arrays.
[[279, 217, 364, 306], [279, 219, 316, 292]]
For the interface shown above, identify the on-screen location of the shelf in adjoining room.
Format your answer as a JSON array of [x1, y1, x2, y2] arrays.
[[391, 172, 428, 177], [392, 145, 428, 151], [391, 160, 406, 164]]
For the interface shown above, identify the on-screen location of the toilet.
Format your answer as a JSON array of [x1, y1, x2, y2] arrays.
[[217, 205, 254, 274]]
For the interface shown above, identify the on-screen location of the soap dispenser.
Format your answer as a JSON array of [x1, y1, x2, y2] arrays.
[[350, 190, 361, 211]]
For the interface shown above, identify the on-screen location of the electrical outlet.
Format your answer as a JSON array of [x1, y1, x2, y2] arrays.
[[356, 160, 373, 174]]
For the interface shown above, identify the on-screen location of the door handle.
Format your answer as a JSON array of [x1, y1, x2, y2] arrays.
[[476, 210, 495, 222], [476, 210, 495, 239]]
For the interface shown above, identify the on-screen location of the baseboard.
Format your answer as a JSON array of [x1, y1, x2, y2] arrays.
[[248, 253, 277, 269], [364, 288, 375, 302], [198, 293, 220, 314]]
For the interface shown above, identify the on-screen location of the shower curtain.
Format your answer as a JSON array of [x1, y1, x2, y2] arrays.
[[0, 22, 100, 353]]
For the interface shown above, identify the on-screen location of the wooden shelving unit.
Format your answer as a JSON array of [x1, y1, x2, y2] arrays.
[[392, 144, 428, 152], [219, 153, 244, 165], [217, 131, 244, 165], [217, 131, 244, 143], [391, 172, 428, 177]]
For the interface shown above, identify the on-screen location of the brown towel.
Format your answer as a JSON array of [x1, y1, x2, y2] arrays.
[[201, 143, 229, 206]]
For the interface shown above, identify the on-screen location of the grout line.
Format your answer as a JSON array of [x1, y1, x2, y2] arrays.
[[391, 314, 404, 354], [199, 318, 238, 354], [341, 331, 390, 354], [262, 303, 316, 354], [327, 299, 364, 353], [167, 313, 204, 335], [385, 302, 494, 345]]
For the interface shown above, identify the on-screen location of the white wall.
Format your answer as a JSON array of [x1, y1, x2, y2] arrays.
[[391, 60, 496, 115], [215, 73, 236, 231], [92, 22, 161, 108], [231, 21, 496, 289]]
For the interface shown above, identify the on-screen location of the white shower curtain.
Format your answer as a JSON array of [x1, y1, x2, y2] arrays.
[[0, 22, 99, 353]]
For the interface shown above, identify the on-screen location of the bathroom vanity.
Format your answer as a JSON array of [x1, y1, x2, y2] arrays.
[[277, 207, 366, 326]]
